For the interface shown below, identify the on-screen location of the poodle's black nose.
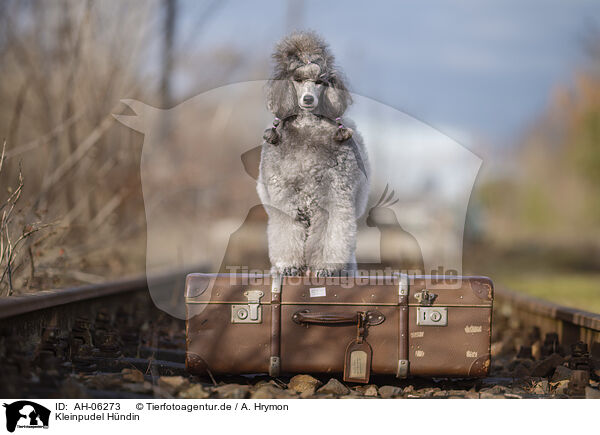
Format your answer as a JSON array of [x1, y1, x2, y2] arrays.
[[303, 94, 314, 105]]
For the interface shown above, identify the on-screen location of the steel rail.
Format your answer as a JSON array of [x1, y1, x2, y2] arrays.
[[494, 286, 600, 350], [0, 271, 188, 320]]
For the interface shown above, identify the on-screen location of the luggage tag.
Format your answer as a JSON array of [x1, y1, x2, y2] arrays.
[[343, 312, 373, 383]]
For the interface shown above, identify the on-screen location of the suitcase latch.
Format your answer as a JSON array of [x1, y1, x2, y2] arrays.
[[231, 290, 264, 324], [414, 289, 437, 306]]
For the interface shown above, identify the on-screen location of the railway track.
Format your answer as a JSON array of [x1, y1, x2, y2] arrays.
[[1, 274, 599, 399]]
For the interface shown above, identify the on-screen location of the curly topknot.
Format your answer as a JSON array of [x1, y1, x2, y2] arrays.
[[271, 31, 335, 80]]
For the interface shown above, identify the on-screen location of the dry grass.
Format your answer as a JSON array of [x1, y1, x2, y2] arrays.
[[0, 1, 263, 294], [0, 1, 158, 293], [0, 140, 48, 295]]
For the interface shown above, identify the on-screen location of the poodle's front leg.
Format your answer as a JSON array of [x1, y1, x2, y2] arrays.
[[265, 205, 307, 276], [306, 204, 357, 276]]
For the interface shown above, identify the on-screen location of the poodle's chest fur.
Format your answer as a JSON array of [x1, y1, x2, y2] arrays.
[[261, 116, 354, 210]]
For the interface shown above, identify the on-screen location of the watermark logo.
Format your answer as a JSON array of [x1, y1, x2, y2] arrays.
[[114, 81, 481, 318], [3, 401, 50, 432]]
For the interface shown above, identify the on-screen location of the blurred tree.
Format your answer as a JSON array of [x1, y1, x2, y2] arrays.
[[161, 0, 177, 109], [475, 30, 600, 251]]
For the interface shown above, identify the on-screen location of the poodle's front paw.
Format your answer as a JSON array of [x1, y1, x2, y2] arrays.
[[278, 265, 307, 276], [314, 268, 339, 278]]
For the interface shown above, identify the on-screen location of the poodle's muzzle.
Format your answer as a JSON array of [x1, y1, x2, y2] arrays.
[[294, 79, 321, 111]]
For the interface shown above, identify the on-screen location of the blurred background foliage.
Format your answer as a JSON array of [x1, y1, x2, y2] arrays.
[[0, 0, 598, 312], [469, 38, 600, 311]]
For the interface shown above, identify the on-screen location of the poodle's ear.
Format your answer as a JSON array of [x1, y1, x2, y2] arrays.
[[320, 73, 352, 119], [266, 79, 297, 119]]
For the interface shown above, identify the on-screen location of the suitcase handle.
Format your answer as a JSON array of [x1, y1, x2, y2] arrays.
[[292, 310, 385, 326]]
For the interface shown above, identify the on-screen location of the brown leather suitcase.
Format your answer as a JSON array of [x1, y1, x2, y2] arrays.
[[185, 273, 493, 382]]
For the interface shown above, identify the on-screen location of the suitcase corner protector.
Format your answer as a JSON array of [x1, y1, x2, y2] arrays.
[[396, 359, 409, 378], [269, 356, 281, 377]]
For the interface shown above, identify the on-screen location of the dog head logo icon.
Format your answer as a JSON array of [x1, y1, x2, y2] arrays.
[[3, 401, 50, 432]]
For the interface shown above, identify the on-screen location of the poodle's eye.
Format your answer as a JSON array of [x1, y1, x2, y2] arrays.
[[315, 79, 324, 85], [294, 78, 303, 83]]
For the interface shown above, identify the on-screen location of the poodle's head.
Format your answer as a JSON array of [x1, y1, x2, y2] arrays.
[[266, 31, 351, 120]]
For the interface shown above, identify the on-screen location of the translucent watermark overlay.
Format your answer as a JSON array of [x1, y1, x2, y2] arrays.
[[114, 80, 481, 319], [224, 266, 459, 288]]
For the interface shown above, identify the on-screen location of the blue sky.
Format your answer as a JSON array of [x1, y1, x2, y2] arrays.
[[173, 0, 600, 149]]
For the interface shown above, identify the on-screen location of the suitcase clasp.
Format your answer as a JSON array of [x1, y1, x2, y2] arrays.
[[414, 289, 437, 306], [231, 290, 264, 323]]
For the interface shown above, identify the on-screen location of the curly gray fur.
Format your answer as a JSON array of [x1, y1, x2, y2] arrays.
[[257, 31, 370, 276]]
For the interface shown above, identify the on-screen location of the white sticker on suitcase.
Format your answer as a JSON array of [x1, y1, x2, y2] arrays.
[[309, 287, 326, 297]]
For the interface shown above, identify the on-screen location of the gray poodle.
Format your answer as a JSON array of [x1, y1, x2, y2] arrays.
[[256, 31, 370, 277]]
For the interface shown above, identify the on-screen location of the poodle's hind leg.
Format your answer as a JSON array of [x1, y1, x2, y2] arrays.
[[265, 205, 307, 276]]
